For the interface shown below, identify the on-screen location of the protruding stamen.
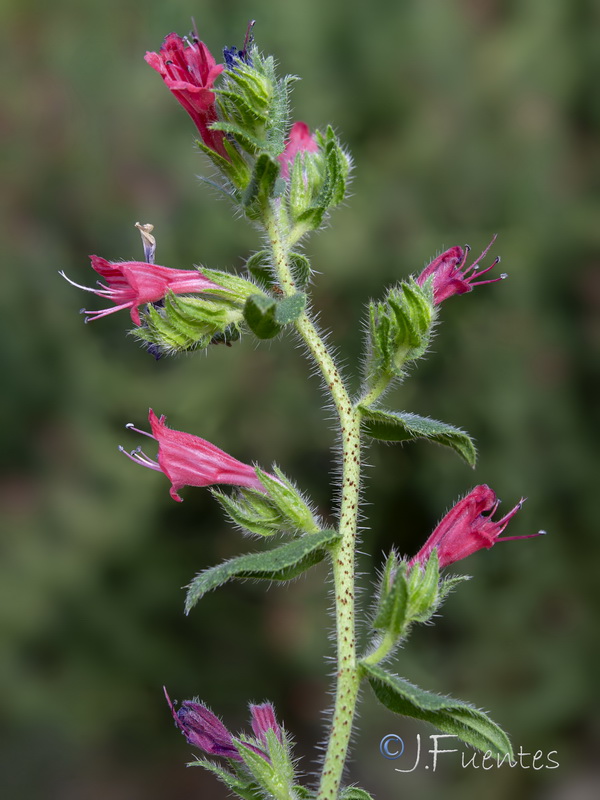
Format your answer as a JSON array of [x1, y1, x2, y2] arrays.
[[59, 270, 96, 293], [125, 422, 155, 438]]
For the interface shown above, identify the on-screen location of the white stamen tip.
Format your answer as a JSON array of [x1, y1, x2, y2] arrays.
[[125, 422, 135, 429], [500, 273, 508, 279], [538, 529, 547, 535]]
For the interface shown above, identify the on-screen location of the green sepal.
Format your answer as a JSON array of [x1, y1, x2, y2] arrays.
[[185, 528, 341, 614], [287, 126, 351, 233], [133, 293, 243, 355], [372, 558, 408, 636], [363, 280, 435, 394], [199, 267, 262, 303], [235, 737, 294, 800], [244, 294, 281, 339], [195, 137, 251, 192], [340, 789, 375, 800], [246, 250, 275, 290], [211, 488, 285, 537], [242, 153, 281, 219], [255, 466, 319, 533], [361, 663, 513, 759], [439, 573, 472, 601], [406, 549, 440, 622], [358, 406, 477, 468], [189, 758, 263, 800], [216, 49, 294, 160]]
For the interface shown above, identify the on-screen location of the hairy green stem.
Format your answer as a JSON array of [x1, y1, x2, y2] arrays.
[[265, 202, 362, 799]]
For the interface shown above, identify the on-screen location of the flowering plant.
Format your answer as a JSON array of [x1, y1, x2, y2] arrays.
[[63, 22, 543, 800]]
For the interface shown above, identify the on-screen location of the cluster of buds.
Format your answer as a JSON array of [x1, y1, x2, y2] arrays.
[[164, 689, 300, 798], [145, 27, 350, 229]]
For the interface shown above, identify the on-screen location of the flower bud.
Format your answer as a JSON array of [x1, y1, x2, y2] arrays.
[[363, 279, 435, 397]]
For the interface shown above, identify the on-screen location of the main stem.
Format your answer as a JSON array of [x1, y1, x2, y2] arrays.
[[266, 205, 362, 800]]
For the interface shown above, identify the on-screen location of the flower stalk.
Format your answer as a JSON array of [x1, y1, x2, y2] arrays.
[[265, 200, 362, 800]]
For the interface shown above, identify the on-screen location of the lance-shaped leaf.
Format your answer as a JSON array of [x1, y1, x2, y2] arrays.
[[359, 406, 476, 467], [185, 529, 341, 614], [361, 663, 513, 759]]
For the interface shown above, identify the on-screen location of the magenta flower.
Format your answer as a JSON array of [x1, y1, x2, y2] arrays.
[[60, 256, 225, 326], [164, 688, 282, 762], [409, 485, 543, 570], [145, 32, 229, 159], [416, 236, 507, 305], [278, 121, 319, 179], [121, 409, 269, 502]]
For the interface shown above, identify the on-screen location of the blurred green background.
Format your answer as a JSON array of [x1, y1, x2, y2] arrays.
[[2, 0, 599, 797]]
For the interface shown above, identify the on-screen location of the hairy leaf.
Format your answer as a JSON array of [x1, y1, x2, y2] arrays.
[[359, 407, 476, 467], [185, 529, 340, 613], [362, 663, 513, 759]]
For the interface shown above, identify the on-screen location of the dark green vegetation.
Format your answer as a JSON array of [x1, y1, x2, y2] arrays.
[[2, 0, 598, 797]]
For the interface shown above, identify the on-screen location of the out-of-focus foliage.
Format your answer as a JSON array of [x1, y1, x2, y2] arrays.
[[1, 0, 598, 798]]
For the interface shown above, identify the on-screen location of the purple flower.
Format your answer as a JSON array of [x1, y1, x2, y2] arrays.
[[164, 688, 242, 760], [416, 236, 506, 305], [409, 485, 543, 569], [164, 689, 282, 763]]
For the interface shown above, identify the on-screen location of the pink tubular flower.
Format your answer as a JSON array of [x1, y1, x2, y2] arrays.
[[121, 409, 268, 502], [145, 32, 229, 159], [60, 256, 225, 326], [416, 236, 507, 305], [278, 121, 319, 179], [164, 688, 282, 763], [409, 485, 543, 569]]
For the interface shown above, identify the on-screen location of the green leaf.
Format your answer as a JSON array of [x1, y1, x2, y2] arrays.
[[359, 407, 477, 467], [274, 292, 306, 325], [340, 789, 375, 800], [362, 663, 513, 759], [244, 294, 282, 339], [185, 529, 340, 614]]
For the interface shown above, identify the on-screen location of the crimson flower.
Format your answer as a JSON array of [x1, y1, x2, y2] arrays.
[[164, 688, 281, 762], [416, 236, 506, 305], [409, 485, 543, 569], [145, 33, 229, 159], [121, 409, 268, 502], [60, 257, 225, 325], [278, 121, 319, 179]]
